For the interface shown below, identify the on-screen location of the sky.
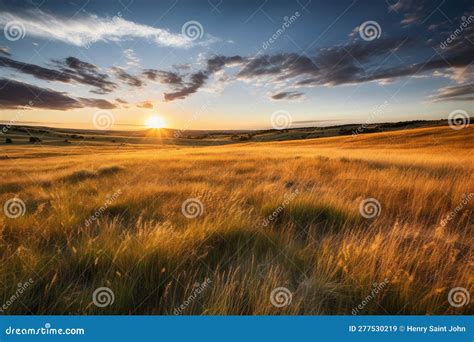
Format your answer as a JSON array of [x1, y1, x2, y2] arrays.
[[0, 0, 472, 130]]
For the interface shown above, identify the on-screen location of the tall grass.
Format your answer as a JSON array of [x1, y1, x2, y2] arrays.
[[0, 125, 472, 314]]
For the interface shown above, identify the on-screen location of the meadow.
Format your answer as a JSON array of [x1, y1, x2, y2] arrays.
[[0, 124, 472, 314]]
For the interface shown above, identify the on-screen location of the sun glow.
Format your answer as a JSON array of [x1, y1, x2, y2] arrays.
[[145, 115, 166, 129]]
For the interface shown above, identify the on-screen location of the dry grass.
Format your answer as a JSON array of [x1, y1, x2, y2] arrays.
[[0, 125, 472, 314]]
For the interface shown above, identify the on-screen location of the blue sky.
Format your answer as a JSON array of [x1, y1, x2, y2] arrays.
[[0, 0, 472, 130]]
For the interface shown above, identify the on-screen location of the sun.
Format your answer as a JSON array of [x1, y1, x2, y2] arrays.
[[145, 115, 166, 129]]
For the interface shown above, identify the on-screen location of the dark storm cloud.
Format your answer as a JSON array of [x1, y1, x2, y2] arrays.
[[271, 91, 304, 100], [111, 67, 144, 87], [0, 78, 117, 110], [0, 56, 117, 94]]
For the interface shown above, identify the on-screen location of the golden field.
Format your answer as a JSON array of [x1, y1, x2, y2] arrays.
[[0, 125, 472, 314]]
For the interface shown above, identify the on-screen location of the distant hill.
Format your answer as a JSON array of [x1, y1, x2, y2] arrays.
[[0, 118, 470, 146]]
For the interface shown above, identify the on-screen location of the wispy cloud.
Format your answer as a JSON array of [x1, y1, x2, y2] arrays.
[[429, 83, 474, 102], [270, 91, 305, 100], [0, 9, 211, 48], [137, 101, 153, 109], [123, 48, 140, 68], [0, 46, 10, 56]]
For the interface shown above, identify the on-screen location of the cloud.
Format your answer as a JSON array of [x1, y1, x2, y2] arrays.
[[112, 67, 143, 87], [429, 83, 474, 102], [0, 78, 80, 110], [0, 46, 10, 56], [78, 98, 117, 109], [157, 31, 473, 101], [116, 98, 128, 104], [164, 72, 208, 101], [142, 69, 183, 85], [123, 48, 140, 68], [0, 78, 116, 110], [57, 57, 118, 94], [270, 91, 304, 100], [387, 0, 437, 26], [61, 57, 99, 74], [0, 56, 76, 83], [207, 55, 245, 73], [0, 9, 202, 48], [160, 55, 245, 101], [137, 101, 153, 109], [0, 56, 117, 93], [400, 14, 420, 26], [230, 38, 410, 87]]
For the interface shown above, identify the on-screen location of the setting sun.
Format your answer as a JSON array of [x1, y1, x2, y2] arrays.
[[145, 115, 166, 129]]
